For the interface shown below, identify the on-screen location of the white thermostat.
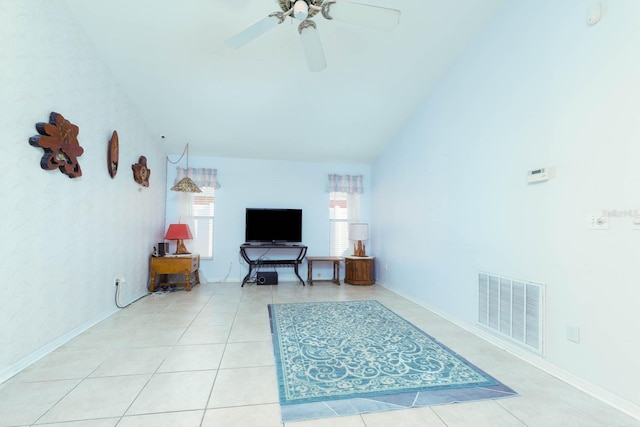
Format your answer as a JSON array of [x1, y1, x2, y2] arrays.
[[527, 167, 552, 183]]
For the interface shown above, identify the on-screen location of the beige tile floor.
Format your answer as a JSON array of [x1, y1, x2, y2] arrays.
[[1, 281, 638, 427]]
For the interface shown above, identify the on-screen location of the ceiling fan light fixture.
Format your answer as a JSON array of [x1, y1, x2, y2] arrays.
[[293, 0, 309, 20], [228, 0, 400, 70]]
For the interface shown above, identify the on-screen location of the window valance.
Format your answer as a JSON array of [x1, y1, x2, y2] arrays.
[[175, 167, 221, 189], [326, 174, 363, 194]]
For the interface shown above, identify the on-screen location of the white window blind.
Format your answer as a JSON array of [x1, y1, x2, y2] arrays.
[[329, 192, 349, 256], [192, 187, 215, 258]]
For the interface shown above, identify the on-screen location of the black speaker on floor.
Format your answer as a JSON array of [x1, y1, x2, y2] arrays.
[[257, 271, 278, 285]]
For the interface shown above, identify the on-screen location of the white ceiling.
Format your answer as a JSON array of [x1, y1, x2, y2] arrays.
[[65, 0, 505, 163]]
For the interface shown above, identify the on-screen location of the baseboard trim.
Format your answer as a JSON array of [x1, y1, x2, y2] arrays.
[[377, 281, 640, 421], [0, 291, 147, 385]]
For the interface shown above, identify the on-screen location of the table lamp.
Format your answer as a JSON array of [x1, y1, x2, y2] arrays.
[[349, 223, 369, 257], [165, 223, 193, 254]]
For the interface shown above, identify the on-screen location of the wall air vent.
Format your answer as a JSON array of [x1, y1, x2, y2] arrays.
[[478, 272, 545, 355]]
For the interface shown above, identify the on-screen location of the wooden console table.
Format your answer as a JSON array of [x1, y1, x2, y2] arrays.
[[306, 256, 343, 285], [149, 254, 200, 292], [344, 256, 375, 286]]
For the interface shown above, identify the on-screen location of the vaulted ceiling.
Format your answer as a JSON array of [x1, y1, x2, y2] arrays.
[[65, 0, 505, 163]]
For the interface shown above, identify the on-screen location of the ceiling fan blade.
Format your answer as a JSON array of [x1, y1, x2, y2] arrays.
[[322, 1, 400, 31], [224, 12, 285, 49], [299, 20, 327, 72]]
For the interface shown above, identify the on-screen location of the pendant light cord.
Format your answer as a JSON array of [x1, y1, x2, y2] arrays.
[[167, 143, 190, 167]]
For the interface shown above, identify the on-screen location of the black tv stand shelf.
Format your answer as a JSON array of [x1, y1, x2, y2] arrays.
[[240, 243, 308, 287]]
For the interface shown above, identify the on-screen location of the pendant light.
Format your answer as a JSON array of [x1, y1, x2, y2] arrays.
[[169, 143, 202, 193]]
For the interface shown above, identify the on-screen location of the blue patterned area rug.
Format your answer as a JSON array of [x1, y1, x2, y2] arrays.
[[268, 300, 517, 422]]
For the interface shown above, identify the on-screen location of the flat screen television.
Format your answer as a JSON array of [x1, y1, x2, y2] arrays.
[[245, 208, 302, 243]]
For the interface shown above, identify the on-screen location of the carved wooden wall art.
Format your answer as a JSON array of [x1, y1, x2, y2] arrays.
[[108, 130, 119, 178], [29, 112, 84, 178], [132, 156, 150, 187]]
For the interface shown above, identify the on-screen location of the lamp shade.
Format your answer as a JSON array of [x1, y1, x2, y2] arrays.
[[171, 177, 202, 193], [165, 223, 193, 240], [349, 223, 369, 241], [169, 144, 202, 193]]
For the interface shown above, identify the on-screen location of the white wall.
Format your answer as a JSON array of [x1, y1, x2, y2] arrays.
[[165, 156, 371, 283], [0, 1, 166, 381], [372, 0, 640, 414]]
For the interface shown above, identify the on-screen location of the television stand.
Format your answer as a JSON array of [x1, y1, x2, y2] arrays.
[[240, 244, 307, 287]]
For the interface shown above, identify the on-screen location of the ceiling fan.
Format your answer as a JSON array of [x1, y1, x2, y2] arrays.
[[225, 0, 401, 72]]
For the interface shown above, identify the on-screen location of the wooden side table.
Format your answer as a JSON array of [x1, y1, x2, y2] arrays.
[[344, 256, 375, 285], [306, 256, 343, 285], [149, 254, 200, 291]]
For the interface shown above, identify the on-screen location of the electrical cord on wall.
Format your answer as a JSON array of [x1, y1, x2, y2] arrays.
[[114, 280, 149, 309], [238, 249, 268, 284], [221, 261, 232, 282], [208, 261, 233, 283]]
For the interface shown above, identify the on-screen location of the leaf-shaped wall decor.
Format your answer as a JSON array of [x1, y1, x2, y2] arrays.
[[29, 112, 84, 178]]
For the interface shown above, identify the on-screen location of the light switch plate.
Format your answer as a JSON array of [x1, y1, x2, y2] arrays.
[[588, 213, 608, 230]]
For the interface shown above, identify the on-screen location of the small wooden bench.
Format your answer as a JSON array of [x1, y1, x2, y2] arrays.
[[306, 256, 343, 285]]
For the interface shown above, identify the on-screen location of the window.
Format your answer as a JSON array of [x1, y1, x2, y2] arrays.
[[329, 192, 349, 256], [192, 187, 215, 258]]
